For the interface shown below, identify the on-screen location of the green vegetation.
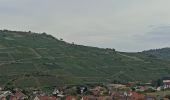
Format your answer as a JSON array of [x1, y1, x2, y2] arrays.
[[0, 30, 170, 88], [146, 90, 170, 97], [143, 48, 170, 59]]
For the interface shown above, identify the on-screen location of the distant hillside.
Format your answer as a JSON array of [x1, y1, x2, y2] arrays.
[[0, 30, 170, 88], [143, 48, 170, 59]]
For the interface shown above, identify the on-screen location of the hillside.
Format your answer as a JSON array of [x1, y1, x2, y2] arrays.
[[143, 48, 170, 59], [0, 30, 170, 88]]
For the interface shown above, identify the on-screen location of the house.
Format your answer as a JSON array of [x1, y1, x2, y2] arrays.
[[91, 86, 108, 96], [51, 96, 58, 100], [126, 82, 135, 87], [91, 86, 102, 96], [34, 96, 57, 100], [156, 86, 162, 91], [112, 91, 145, 100], [0, 97, 6, 100], [112, 92, 127, 100], [14, 91, 28, 100], [9, 96, 17, 100], [162, 77, 170, 89], [145, 96, 156, 100], [107, 84, 128, 94], [107, 84, 126, 89], [0, 91, 12, 98], [129, 92, 145, 100], [136, 86, 156, 92], [66, 96, 77, 100], [77, 86, 87, 94], [52, 88, 64, 96]]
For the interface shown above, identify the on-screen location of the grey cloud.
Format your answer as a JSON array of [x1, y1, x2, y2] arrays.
[[1, 0, 170, 52], [144, 25, 170, 42], [132, 25, 170, 51], [148, 25, 170, 36]]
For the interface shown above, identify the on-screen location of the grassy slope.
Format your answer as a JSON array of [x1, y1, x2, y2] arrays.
[[0, 30, 170, 88], [143, 48, 170, 59]]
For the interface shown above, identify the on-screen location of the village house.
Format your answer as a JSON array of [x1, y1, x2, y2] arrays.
[[34, 96, 57, 100], [81, 96, 97, 100], [145, 96, 156, 100], [52, 88, 64, 99], [98, 96, 112, 100], [91, 86, 102, 96], [90, 86, 108, 96], [111, 91, 146, 100], [0, 97, 6, 100], [107, 84, 128, 94], [9, 96, 17, 100], [162, 77, 170, 89], [0, 91, 12, 98], [126, 82, 136, 87], [13, 91, 28, 100], [112, 92, 127, 100], [66, 96, 77, 100], [129, 92, 145, 100], [107, 84, 126, 89], [81, 96, 113, 100], [135, 86, 156, 92]]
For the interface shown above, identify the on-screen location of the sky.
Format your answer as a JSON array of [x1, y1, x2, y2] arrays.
[[0, 0, 170, 52]]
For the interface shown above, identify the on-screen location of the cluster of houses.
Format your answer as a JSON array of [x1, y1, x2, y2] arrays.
[[0, 77, 170, 100], [0, 88, 151, 100], [0, 85, 160, 100], [0, 90, 28, 100]]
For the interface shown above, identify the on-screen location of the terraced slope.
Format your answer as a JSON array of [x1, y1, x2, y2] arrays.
[[0, 30, 170, 88]]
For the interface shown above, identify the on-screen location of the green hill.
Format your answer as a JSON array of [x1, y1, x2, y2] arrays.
[[143, 48, 170, 59], [0, 30, 170, 88]]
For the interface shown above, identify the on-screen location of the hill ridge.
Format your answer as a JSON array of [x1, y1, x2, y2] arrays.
[[0, 30, 170, 88]]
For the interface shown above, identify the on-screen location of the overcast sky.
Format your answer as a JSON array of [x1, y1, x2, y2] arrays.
[[0, 0, 170, 52]]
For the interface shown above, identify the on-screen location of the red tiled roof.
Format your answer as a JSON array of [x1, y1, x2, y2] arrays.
[[0, 97, 6, 100], [14, 91, 26, 99], [130, 92, 145, 100], [37, 96, 57, 100], [9, 96, 17, 100], [49, 96, 57, 100], [82, 96, 97, 100], [66, 96, 77, 100]]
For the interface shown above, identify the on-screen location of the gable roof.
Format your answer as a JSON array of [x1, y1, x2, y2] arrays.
[[14, 91, 27, 99], [9, 96, 17, 100], [130, 92, 145, 100], [0, 97, 6, 100], [82, 96, 97, 100], [36, 96, 57, 100], [66, 96, 77, 100]]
